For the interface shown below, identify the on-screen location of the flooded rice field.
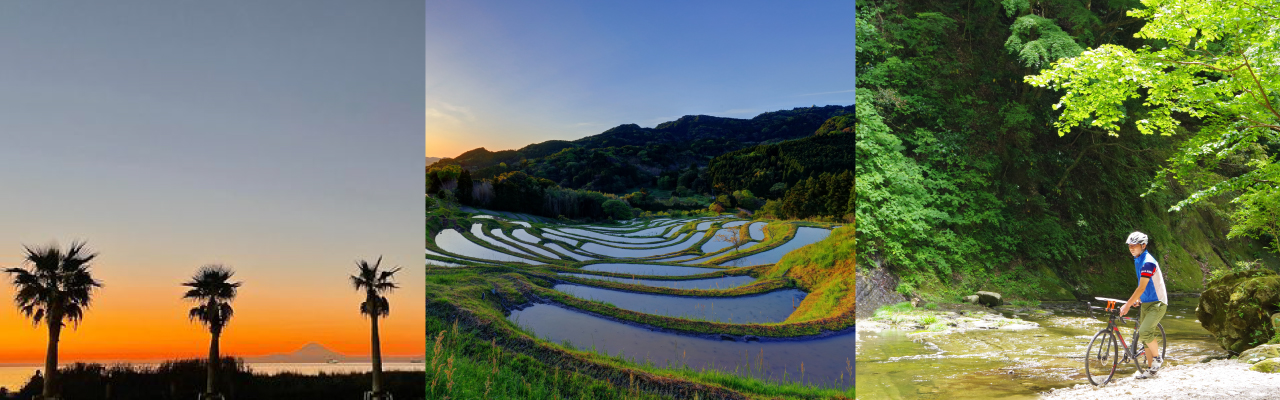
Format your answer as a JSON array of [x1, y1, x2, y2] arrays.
[[509, 303, 855, 388], [552, 283, 804, 323]]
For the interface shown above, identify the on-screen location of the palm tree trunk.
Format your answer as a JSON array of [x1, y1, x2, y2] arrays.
[[44, 319, 61, 399], [370, 314, 383, 395], [208, 330, 220, 396]]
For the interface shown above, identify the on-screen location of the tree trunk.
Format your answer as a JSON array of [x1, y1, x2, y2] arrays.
[[44, 317, 61, 399], [370, 314, 383, 395], [208, 329, 220, 396]]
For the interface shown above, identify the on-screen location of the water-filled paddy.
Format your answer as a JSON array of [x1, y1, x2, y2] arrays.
[[433, 229, 540, 264], [558, 273, 756, 290], [545, 243, 594, 261], [720, 227, 832, 267], [554, 228, 666, 244], [553, 284, 803, 323], [493, 229, 560, 259], [508, 304, 855, 388], [579, 263, 724, 276], [581, 232, 705, 258], [541, 232, 580, 247], [511, 229, 542, 244], [471, 224, 540, 258]]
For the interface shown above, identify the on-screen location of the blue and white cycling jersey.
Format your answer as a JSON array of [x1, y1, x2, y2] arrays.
[[1134, 250, 1167, 304]]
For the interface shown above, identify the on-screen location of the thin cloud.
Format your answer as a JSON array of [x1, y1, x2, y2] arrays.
[[425, 102, 476, 124], [795, 89, 856, 97]]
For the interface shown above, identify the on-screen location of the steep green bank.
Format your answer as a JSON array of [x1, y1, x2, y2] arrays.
[[854, 0, 1279, 302]]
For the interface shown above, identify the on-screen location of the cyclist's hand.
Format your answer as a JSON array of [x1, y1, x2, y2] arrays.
[[1120, 303, 1131, 316]]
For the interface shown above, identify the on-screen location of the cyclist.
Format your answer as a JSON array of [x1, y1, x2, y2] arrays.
[[1118, 231, 1167, 378]]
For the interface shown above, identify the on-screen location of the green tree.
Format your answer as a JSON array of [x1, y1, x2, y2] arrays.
[[457, 169, 474, 205], [427, 171, 442, 195], [5, 241, 103, 399], [1027, 0, 1280, 227], [350, 256, 400, 399], [181, 265, 241, 399], [601, 199, 632, 220]]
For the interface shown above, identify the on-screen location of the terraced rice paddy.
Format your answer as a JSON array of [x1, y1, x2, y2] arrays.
[[426, 205, 854, 397]]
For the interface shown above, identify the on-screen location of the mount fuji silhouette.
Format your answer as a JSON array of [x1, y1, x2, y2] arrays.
[[243, 343, 419, 363]]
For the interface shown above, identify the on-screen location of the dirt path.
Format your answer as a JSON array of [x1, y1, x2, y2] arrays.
[[1041, 359, 1280, 399]]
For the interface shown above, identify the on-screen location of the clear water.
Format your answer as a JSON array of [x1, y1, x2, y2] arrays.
[[508, 304, 854, 389], [471, 224, 539, 258], [719, 227, 831, 267], [432, 229, 539, 264], [581, 232, 705, 258], [557, 273, 756, 290], [553, 284, 803, 323], [492, 229, 560, 260], [748, 222, 767, 241], [545, 243, 594, 261], [541, 232, 579, 246], [856, 298, 1221, 399], [512, 229, 541, 244], [579, 263, 724, 276], [554, 228, 666, 244]]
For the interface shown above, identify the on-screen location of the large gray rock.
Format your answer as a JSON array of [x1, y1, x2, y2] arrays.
[[976, 291, 1003, 307], [1240, 344, 1280, 364], [963, 295, 979, 304], [1197, 270, 1280, 354]]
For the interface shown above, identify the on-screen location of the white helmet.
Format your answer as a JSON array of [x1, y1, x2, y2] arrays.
[[1126, 231, 1148, 245]]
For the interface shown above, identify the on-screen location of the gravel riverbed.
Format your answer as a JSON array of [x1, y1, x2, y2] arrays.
[[1041, 359, 1280, 399]]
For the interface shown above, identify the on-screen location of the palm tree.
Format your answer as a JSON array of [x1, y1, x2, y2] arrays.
[[182, 265, 241, 399], [350, 256, 399, 398], [4, 241, 103, 400]]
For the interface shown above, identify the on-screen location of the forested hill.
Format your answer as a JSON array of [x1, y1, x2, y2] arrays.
[[434, 105, 851, 193], [855, 0, 1279, 302]]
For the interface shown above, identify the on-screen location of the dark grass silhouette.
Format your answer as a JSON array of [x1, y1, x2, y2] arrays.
[[3, 359, 424, 400]]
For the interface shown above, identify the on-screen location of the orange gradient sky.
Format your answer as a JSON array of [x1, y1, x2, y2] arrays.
[[0, 1, 424, 363]]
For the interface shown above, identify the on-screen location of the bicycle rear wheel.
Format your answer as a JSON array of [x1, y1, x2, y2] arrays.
[[1133, 323, 1167, 362], [1086, 329, 1119, 386]]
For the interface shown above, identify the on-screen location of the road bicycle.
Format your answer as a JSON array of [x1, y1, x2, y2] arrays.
[[1084, 296, 1166, 386]]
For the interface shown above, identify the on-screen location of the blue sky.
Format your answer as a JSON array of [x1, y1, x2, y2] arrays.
[[425, 0, 855, 158], [0, 0, 425, 361]]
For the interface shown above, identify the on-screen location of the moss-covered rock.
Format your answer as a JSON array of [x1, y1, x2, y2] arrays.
[[1198, 270, 1280, 353], [1239, 344, 1280, 364], [1250, 358, 1280, 373]]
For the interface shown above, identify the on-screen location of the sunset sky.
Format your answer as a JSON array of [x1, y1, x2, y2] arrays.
[[0, 1, 424, 363], [424, 0, 857, 159]]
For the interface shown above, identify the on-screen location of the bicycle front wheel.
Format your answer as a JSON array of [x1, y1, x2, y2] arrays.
[[1086, 329, 1119, 386]]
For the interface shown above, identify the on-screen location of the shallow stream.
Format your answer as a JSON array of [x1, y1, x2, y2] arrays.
[[855, 297, 1222, 399]]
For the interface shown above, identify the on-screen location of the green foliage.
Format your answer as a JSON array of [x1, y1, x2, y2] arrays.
[[601, 199, 633, 221], [814, 113, 854, 136], [731, 190, 762, 210], [1004, 15, 1083, 68], [853, 0, 1220, 300], [434, 106, 851, 196], [706, 134, 855, 200], [427, 171, 442, 195], [1229, 187, 1280, 254], [492, 171, 545, 214], [1027, 0, 1280, 226], [457, 169, 474, 205]]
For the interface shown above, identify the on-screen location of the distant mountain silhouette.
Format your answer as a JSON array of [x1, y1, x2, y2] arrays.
[[243, 343, 420, 364], [431, 105, 852, 194], [426, 156, 442, 166]]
